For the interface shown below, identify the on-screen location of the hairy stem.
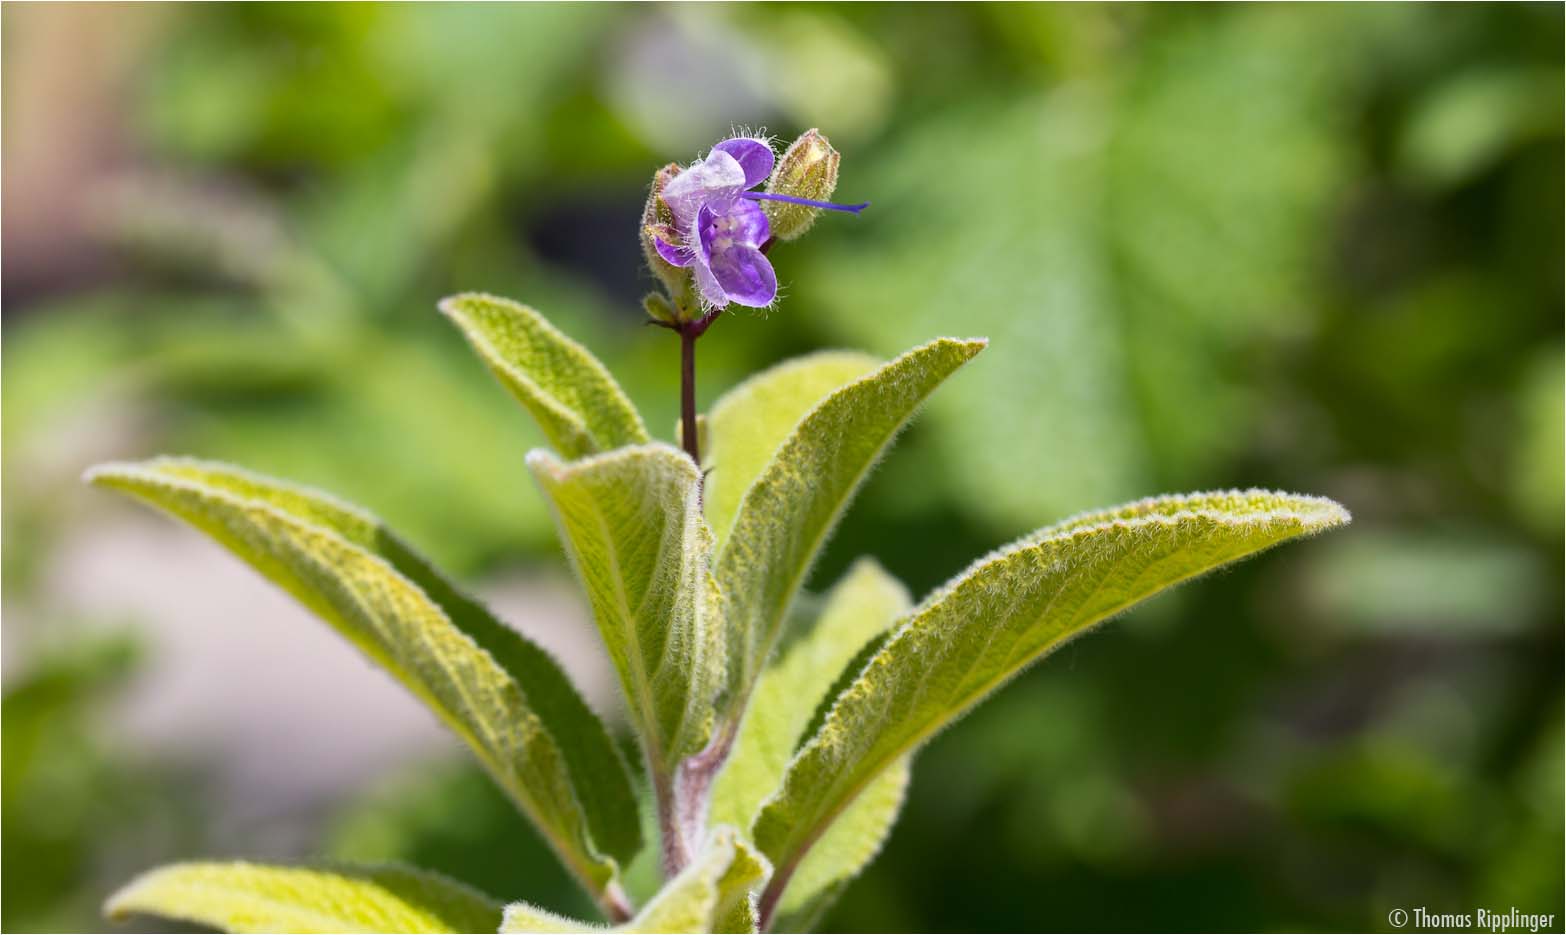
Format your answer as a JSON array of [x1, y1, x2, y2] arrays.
[[661, 720, 740, 879], [680, 328, 699, 464], [655, 770, 691, 879], [652, 304, 729, 879]]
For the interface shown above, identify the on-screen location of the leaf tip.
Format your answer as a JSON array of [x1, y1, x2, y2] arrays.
[[435, 291, 485, 319], [523, 446, 566, 478], [100, 865, 167, 922]]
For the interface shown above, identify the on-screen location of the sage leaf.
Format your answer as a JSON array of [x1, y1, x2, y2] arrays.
[[711, 558, 910, 828], [528, 444, 725, 777], [710, 560, 912, 922], [501, 828, 769, 935], [774, 764, 908, 930], [716, 337, 985, 712], [495, 904, 597, 934], [86, 459, 640, 900], [755, 491, 1350, 907], [104, 861, 501, 934], [704, 350, 880, 550], [440, 292, 649, 459]]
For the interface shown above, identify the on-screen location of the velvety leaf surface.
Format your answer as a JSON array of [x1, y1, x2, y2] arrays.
[[711, 559, 910, 828], [440, 292, 649, 459], [754, 491, 1350, 907], [710, 560, 912, 922], [528, 444, 725, 775], [86, 459, 639, 897], [703, 351, 880, 551], [716, 337, 985, 714], [105, 861, 502, 934]]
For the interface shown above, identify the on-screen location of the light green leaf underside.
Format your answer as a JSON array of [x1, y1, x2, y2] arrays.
[[710, 559, 913, 921], [755, 490, 1350, 886], [105, 861, 502, 934], [774, 764, 908, 931], [440, 292, 648, 459], [86, 459, 638, 895], [498, 904, 598, 934], [502, 828, 769, 935], [704, 351, 881, 551], [528, 444, 724, 772], [712, 559, 910, 829], [716, 337, 985, 709]]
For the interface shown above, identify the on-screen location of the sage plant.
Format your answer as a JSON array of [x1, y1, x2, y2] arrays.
[[90, 129, 1349, 934]]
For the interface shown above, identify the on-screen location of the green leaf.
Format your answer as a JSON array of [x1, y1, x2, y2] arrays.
[[716, 337, 985, 712], [104, 861, 502, 934], [710, 560, 912, 922], [704, 351, 881, 551], [496, 904, 597, 934], [631, 827, 767, 935], [86, 458, 640, 903], [439, 292, 649, 459], [711, 559, 910, 828], [754, 491, 1350, 910], [528, 444, 725, 776], [501, 828, 769, 935]]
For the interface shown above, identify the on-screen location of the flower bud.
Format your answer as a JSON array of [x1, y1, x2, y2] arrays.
[[641, 162, 693, 301], [762, 129, 841, 241], [642, 292, 677, 325]]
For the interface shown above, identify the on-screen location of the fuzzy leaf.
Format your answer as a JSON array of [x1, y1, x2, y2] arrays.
[[755, 491, 1350, 906], [501, 828, 769, 935], [704, 351, 880, 550], [710, 560, 912, 922], [716, 337, 985, 711], [104, 861, 501, 934], [528, 444, 725, 776], [711, 559, 910, 828], [440, 292, 649, 459], [776, 765, 908, 929], [496, 904, 597, 934], [86, 459, 640, 899]]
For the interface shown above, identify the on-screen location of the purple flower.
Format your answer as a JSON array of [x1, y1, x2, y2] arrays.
[[650, 136, 867, 310]]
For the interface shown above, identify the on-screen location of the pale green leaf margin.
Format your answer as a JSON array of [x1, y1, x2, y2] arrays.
[[715, 337, 986, 722], [710, 559, 913, 923], [86, 458, 639, 910], [105, 861, 502, 934], [703, 350, 881, 551], [527, 443, 726, 776], [755, 490, 1351, 919], [439, 292, 649, 459]]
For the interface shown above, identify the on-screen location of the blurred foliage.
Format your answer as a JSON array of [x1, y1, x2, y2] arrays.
[[2, 2, 1560, 932], [1, 634, 207, 932]]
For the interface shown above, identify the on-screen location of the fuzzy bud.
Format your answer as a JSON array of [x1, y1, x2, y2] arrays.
[[643, 292, 677, 324], [641, 162, 693, 303], [762, 129, 841, 241]]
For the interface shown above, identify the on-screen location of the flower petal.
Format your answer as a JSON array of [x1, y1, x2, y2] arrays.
[[713, 137, 775, 189], [693, 256, 730, 308], [695, 200, 771, 268], [660, 151, 746, 227], [708, 244, 777, 307], [648, 225, 693, 267], [724, 198, 771, 246], [694, 203, 720, 265]]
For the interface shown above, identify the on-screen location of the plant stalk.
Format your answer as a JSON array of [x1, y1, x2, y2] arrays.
[[680, 328, 699, 464]]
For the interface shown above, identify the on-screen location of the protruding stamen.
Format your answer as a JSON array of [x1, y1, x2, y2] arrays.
[[742, 191, 870, 214]]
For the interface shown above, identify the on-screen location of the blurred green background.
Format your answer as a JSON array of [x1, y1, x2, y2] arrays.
[[3, 3, 1561, 932]]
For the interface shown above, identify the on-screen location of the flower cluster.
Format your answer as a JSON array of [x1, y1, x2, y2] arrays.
[[642, 130, 865, 318]]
